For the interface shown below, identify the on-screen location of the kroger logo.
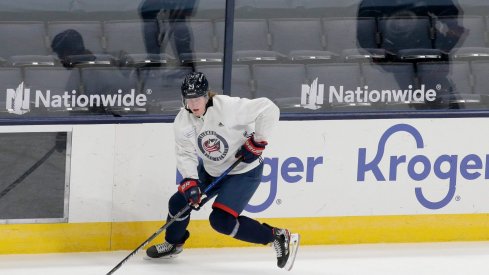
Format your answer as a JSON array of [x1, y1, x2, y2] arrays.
[[357, 123, 488, 210], [177, 156, 324, 213]]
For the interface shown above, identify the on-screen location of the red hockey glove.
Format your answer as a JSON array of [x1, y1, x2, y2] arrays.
[[235, 136, 268, 163], [178, 178, 202, 209]]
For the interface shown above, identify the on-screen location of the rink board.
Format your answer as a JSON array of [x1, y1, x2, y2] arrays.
[[1, 214, 489, 254], [2, 118, 489, 253]]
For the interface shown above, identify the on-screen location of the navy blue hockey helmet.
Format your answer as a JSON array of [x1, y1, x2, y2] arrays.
[[181, 72, 209, 99]]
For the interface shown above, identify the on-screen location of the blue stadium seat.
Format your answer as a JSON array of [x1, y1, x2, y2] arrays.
[[269, 18, 337, 62]]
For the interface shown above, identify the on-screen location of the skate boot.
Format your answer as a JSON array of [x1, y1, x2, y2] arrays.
[[145, 231, 189, 259], [267, 224, 300, 271]]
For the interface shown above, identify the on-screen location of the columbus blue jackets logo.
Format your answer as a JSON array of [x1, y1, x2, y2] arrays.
[[197, 131, 229, 161]]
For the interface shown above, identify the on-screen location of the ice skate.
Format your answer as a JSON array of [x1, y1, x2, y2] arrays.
[[145, 241, 183, 259], [145, 231, 189, 260], [271, 227, 300, 271]]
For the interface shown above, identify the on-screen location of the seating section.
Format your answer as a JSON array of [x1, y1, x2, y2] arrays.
[[0, 13, 488, 115]]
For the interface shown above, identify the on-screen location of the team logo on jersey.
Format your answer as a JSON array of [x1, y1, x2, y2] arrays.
[[197, 130, 229, 161]]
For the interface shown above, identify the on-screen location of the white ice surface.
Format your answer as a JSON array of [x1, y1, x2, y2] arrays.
[[0, 242, 488, 275]]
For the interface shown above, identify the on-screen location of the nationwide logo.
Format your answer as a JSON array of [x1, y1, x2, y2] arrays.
[[301, 77, 324, 110], [5, 82, 148, 115], [301, 78, 440, 109], [6, 82, 30, 115]]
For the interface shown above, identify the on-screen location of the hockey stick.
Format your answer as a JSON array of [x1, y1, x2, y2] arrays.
[[0, 145, 57, 200], [106, 156, 243, 275]]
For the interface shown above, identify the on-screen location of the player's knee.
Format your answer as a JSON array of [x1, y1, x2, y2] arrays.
[[168, 192, 188, 214], [209, 208, 237, 236]]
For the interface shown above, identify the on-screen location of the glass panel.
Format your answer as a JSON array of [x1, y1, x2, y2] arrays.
[[0, 0, 226, 118], [232, 0, 489, 113], [0, 132, 69, 222]]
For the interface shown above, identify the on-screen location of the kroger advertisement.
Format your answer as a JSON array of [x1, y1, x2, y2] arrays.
[[189, 118, 489, 219]]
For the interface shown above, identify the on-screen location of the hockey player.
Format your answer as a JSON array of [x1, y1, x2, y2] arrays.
[[146, 72, 300, 270]]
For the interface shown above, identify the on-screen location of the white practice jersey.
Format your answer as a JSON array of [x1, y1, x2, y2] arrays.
[[174, 95, 280, 179]]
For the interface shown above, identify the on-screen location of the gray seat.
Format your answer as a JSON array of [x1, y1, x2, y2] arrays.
[[24, 67, 82, 113], [0, 21, 56, 66], [48, 21, 105, 54], [48, 22, 115, 67], [361, 63, 417, 110], [435, 16, 489, 60], [378, 16, 443, 61], [215, 19, 283, 62], [139, 67, 193, 112], [175, 19, 222, 64], [81, 67, 142, 113], [269, 18, 337, 62], [323, 17, 386, 62], [235, 0, 303, 18], [104, 20, 174, 66], [471, 61, 489, 100], [417, 61, 477, 109], [195, 65, 253, 98], [252, 64, 307, 110]]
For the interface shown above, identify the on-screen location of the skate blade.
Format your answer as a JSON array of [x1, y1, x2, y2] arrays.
[[284, 233, 300, 271], [143, 253, 180, 261]]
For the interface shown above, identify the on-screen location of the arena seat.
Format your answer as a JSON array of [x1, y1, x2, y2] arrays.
[[252, 63, 307, 110], [104, 20, 174, 66], [24, 67, 82, 113], [0, 21, 56, 66], [323, 17, 386, 62], [195, 64, 253, 98], [378, 16, 443, 61], [361, 63, 417, 109], [269, 18, 337, 62], [434, 16, 489, 60], [139, 66, 192, 112], [417, 61, 478, 109], [215, 19, 284, 63]]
